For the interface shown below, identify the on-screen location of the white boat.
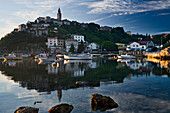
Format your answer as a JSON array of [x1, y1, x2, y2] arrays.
[[117, 54, 136, 59], [38, 57, 56, 62], [35, 53, 48, 59], [4, 53, 23, 60], [56, 54, 64, 60], [22, 54, 30, 58], [64, 54, 93, 60]]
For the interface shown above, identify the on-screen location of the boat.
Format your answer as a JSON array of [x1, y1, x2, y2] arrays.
[[117, 54, 136, 59], [38, 57, 56, 62], [64, 54, 93, 60], [35, 53, 48, 59], [56, 54, 64, 60], [4, 53, 23, 60], [22, 54, 30, 58]]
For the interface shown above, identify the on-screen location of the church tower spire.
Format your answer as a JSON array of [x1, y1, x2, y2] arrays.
[[57, 8, 62, 21]]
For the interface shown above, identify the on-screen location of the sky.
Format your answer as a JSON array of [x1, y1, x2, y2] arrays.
[[0, 0, 170, 38]]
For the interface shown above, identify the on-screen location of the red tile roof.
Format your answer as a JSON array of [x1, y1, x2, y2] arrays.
[[67, 39, 78, 41], [48, 37, 57, 39], [127, 41, 152, 45], [58, 39, 64, 41], [138, 41, 152, 45]]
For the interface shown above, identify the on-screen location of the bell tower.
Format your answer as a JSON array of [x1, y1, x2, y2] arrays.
[[57, 8, 62, 21]]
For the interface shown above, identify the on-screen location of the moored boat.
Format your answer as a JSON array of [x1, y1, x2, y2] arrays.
[[117, 54, 136, 59], [56, 54, 64, 60], [64, 54, 93, 60], [38, 57, 56, 62], [4, 53, 23, 60]]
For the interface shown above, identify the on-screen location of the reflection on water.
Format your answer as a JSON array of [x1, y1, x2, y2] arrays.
[[0, 58, 170, 113]]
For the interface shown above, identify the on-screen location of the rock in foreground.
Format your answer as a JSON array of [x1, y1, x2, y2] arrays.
[[91, 94, 118, 112], [14, 106, 39, 113], [48, 103, 73, 113]]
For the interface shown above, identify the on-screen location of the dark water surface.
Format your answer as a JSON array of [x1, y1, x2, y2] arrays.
[[0, 58, 170, 113]]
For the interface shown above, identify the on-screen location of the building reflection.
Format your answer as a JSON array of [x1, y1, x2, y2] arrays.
[[47, 60, 100, 77], [0, 58, 169, 101]]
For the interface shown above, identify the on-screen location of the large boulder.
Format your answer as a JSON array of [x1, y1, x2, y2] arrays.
[[48, 103, 73, 113], [91, 94, 118, 112], [14, 106, 39, 113]]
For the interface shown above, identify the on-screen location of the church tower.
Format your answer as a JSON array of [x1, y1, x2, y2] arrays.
[[57, 8, 62, 21]]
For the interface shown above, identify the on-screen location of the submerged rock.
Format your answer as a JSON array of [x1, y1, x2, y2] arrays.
[[91, 94, 118, 112], [14, 106, 39, 113], [48, 103, 73, 113]]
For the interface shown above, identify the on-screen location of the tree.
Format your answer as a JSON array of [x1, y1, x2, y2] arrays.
[[77, 40, 84, 53], [69, 44, 75, 53], [102, 41, 118, 51]]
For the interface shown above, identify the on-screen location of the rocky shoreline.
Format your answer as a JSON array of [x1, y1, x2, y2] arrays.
[[14, 94, 118, 113]]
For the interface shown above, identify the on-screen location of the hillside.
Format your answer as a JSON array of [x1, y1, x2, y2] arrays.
[[0, 31, 47, 53], [0, 22, 159, 53]]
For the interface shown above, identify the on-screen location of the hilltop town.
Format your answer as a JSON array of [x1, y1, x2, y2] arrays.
[[0, 8, 169, 55]]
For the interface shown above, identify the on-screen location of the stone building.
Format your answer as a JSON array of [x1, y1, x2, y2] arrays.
[[65, 39, 78, 52]]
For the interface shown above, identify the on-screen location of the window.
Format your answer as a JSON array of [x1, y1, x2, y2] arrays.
[[133, 45, 135, 47], [136, 45, 138, 47], [142, 46, 144, 48]]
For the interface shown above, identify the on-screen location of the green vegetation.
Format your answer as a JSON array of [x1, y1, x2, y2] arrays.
[[0, 31, 47, 53], [1, 21, 166, 52], [69, 44, 75, 53], [102, 41, 118, 51], [77, 41, 85, 53], [152, 34, 170, 47]]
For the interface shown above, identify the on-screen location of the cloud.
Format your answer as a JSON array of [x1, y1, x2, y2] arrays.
[[83, 0, 170, 15], [157, 13, 170, 16], [157, 31, 170, 34], [0, 19, 18, 38], [90, 13, 117, 22]]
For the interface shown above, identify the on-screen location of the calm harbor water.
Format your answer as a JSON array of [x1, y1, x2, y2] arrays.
[[0, 58, 170, 113]]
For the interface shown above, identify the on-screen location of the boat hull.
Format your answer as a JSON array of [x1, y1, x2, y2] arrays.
[[38, 57, 55, 62], [118, 55, 136, 59], [64, 55, 92, 60]]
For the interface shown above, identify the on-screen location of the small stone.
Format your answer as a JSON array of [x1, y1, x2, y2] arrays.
[[48, 103, 73, 113], [14, 106, 39, 113]]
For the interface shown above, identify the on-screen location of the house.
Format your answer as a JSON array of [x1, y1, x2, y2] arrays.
[[58, 39, 64, 49], [87, 43, 100, 50], [62, 19, 71, 25], [52, 19, 63, 25], [65, 39, 78, 52], [47, 37, 58, 48], [127, 41, 154, 50], [28, 23, 49, 36], [71, 34, 85, 43], [100, 26, 112, 32], [18, 24, 26, 31], [126, 31, 132, 35], [115, 43, 126, 50]]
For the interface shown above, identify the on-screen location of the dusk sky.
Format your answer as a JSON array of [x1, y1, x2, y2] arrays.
[[0, 0, 170, 38]]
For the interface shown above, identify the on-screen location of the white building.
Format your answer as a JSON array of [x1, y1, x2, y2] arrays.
[[71, 34, 85, 43], [63, 19, 71, 25], [87, 43, 100, 50], [47, 37, 58, 48], [65, 39, 78, 52], [127, 41, 154, 50]]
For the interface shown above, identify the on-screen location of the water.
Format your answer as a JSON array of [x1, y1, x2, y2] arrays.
[[0, 58, 170, 113]]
